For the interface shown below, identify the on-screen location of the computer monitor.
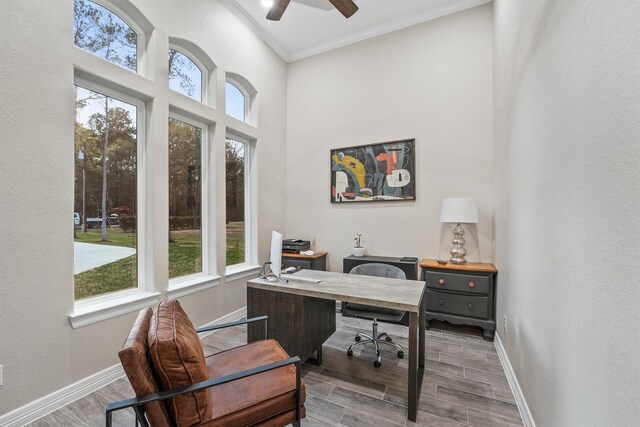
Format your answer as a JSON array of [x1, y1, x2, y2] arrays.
[[270, 230, 283, 277]]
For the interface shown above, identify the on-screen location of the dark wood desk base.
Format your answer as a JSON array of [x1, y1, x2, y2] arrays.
[[247, 281, 425, 422], [247, 287, 336, 364], [408, 294, 426, 420]]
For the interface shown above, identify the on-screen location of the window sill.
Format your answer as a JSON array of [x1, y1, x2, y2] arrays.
[[225, 264, 261, 282], [69, 290, 161, 329], [167, 274, 221, 299]]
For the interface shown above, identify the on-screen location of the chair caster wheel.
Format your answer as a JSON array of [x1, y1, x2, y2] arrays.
[[347, 349, 353, 356], [385, 336, 393, 342], [355, 336, 361, 342], [374, 361, 381, 368], [397, 351, 404, 359]]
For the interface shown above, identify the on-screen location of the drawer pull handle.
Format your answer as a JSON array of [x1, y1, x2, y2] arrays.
[[469, 281, 475, 287], [468, 303, 473, 309], [439, 299, 444, 306], [438, 278, 445, 285]]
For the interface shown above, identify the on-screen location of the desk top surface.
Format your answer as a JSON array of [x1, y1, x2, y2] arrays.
[[247, 270, 426, 312], [282, 251, 327, 259]]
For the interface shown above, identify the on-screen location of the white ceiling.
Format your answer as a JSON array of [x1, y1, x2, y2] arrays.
[[221, 0, 491, 62]]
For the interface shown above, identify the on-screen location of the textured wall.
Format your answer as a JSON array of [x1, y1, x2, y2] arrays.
[[286, 4, 494, 270], [0, 0, 287, 414], [493, 0, 640, 424]]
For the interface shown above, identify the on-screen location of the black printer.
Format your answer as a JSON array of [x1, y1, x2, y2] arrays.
[[282, 239, 311, 253]]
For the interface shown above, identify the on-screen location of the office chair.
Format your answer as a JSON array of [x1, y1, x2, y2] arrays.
[[343, 263, 406, 368]]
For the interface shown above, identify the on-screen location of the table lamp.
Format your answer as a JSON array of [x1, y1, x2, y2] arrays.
[[440, 197, 478, 264]]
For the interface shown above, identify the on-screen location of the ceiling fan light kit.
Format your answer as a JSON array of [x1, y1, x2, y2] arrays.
[[267, 0, 359, 21]]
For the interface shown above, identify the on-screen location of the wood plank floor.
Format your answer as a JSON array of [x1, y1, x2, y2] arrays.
[[27, 315, 523, 427]]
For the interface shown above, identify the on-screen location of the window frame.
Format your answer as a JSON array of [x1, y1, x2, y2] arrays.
[[69, 2, 262, 327], [224, 133, 252, 271], [168, 47, 207, 103], [167, 112, 214, 289], [225, 79, 250, 123], [70, 76, 157, 325], [73, 0, 145, 74]]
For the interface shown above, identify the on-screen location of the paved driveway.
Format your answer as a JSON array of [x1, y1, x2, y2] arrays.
[[74, 242, 136, 274]]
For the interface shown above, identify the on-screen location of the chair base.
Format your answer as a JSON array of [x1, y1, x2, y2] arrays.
[[346, 318, 405, 368]]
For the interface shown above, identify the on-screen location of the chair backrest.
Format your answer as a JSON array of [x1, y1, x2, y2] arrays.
[[119, 307, 173, 427], [349, 262, 406, 280]]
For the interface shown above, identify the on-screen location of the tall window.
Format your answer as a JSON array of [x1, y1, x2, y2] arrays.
[[169, 118, 203, 278], [74, 86, 138, 300], [225, 82, 246, 122], [169, 49, 203, 101], [226, 138, 246, 266], [73, 0, 137, 72]]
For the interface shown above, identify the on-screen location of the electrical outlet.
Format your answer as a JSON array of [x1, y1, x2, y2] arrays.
[[503, 315, 508, 334]]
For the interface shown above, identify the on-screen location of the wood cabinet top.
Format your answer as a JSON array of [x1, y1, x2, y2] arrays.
[[282, 251, 328, 259], [420, 259, 497, 273]]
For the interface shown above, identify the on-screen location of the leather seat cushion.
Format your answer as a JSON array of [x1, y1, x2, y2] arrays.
[[148, 300, 211, 426], [200, 339, 306, 426], [342, 303, 405, 322]]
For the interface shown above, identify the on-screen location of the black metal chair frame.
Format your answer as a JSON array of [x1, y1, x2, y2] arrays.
[[105, 316, 302, 427], [344, 264, 407, 368]]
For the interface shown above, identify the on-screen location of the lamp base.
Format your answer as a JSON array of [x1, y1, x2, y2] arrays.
[[449, 223, 468, 264]]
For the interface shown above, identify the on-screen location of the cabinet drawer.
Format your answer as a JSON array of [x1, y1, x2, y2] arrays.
[[425, 290, 489, 319], [283, 258, 312, 270], [425, 271, 489, 294]]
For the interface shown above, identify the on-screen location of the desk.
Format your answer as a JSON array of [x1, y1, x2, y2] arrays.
[[247, 270, 426, 422]]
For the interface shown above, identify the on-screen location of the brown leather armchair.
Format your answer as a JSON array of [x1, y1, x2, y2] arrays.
[[107, 300, 306, 427]]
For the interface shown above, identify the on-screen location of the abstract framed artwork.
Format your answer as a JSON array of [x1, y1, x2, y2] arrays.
[[331, 138, 416, 203]]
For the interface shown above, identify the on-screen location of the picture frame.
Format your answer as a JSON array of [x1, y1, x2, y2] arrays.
[[330, 138, 416, 203]]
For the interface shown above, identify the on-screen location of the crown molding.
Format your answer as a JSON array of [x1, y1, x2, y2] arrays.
[[222, 0, 491, 63], [288, 0, 492, 61]]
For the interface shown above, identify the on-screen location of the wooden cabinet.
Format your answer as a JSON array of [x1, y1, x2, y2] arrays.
[[282, 251, 327, 271], [420, 259, 497, 341]]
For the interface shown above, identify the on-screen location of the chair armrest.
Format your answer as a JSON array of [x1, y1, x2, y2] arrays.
[[106, 355, 302, 426], [196, 315, 268, 338]]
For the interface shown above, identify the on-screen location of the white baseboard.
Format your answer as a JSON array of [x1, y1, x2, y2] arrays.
[[0, 364, 123, 427], [494, 333, 536, 427], [0, 306, 248, 427]]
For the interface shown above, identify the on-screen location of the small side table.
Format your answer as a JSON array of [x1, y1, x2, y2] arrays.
[[420, 259, 497, 341], [282, 251, 327, 271]]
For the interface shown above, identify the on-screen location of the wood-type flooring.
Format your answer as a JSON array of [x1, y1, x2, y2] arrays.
[[27, 314, 523, 427]]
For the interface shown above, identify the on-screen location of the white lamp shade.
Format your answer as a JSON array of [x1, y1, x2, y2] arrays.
[[440, 197, 479, 224]]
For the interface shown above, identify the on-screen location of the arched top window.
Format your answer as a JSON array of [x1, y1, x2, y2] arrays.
[[226, 73, 257, 125], [225, 81, 246, 122], [73, 0, 137, 72], [169, 49, 203, 102]]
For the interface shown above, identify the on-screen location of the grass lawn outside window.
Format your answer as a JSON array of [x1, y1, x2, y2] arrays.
[[75, 223, 245, 300]]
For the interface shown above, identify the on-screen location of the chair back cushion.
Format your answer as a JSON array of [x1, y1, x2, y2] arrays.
[[118, 307, 173, 427], [345, 263, 407, 321], [148, 300, 211, 427], [349, 263, 406, 280]]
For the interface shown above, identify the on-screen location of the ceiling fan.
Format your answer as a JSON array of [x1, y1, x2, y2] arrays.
[[267, 0, 359, 21]]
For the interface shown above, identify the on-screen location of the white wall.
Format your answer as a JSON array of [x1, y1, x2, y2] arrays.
[[286, 4, 494, 270], [0, 0, 287, 415], [494, 0, 640, 425]]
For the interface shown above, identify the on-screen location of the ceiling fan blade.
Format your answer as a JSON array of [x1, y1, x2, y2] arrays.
[[267, 0, 292, 21], [328, 0, 359, 18]]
